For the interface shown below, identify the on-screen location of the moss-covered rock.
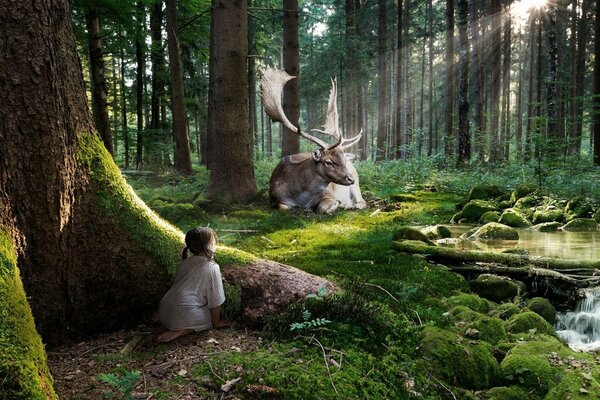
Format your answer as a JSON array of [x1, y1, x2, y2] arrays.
[[500, 351, 555, 396], [489, 303, 521, 321], [482, 386, 529, 400], [545, 370, 600, 400], [468, 274, 526, 303], [531, 222, 562, 232], [450, 211, 463, 223], [471, 222, 519, 240], [532, 209, 565, 224], [450, 307, 508, 345], [564, 196, 594, 222], [479, 211, 501, 224], [0, 229, 57, 399], [526, 297, 557, 325], [392, 226, 436, 245], [461, 200, 499, 223], [498, 208, 531, 228], [417, 327, 500, 389], [504, 311, 556, 336], [561, 218, 598, 232], [446, 292, 492, 313], [421, 225, 452, 240], [510, 184, 537, 204], [514, 195, 541, 211], [466, 184, 502, 202]]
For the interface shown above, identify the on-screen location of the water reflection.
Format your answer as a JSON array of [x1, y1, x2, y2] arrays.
[[444, 225, 600, 261]]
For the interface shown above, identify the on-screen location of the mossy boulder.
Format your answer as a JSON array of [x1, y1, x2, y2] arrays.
[[532, 209, 565, 224], [470, 223, 519, 241], [531, 222, 562, 232], [526, 297, 557, 325], [450, 307, 508, 345], [392, 226, 436, 245], [479, 211, 501, 224], [482, 386, 529, 400], [504, 311, 556, 336], [510, 184, 537, 204], [545, 371, 600, 400], [417, 327, 500, 389], [514, 195, 541, 211], [466, 184, 502, 202], [468, 274, 526, 303], [498, 208, 531, 228], [564, 196, 594, 222], [460, 200, 499, 223], [489, 303, 521, 320], [421, 225, 452, 240], [446, 292, 492, 313], [561, 218, 598, 232]]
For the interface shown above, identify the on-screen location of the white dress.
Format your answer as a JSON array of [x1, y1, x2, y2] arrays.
[[158, 256, 226, 331]]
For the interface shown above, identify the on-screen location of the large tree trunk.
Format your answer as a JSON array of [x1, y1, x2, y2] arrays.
[[594, 0, 600, 165], [569, 0, 590, 157], [456, 0, 470, 166], [500, 1, 511, 162], [248, 0, 258, 157], [525, 14, 537, 161], [166, 0, 192, 175], [120, 51, 130, 169], [205, 0, 256, 203], [87, 8, 113, 155], [516, 26, 524, 160], [546, 1, 559, 158], [489, 0, 501, 163], [135, 1, 145, 169], [445, 0, 455, 160], [0, 0, 182, 348], [395, 0, 404, 160], [469, 0, 484, 162], [427, 0, 434, 157], [281, 0, 300, 157], [376, 0, 387, 161]]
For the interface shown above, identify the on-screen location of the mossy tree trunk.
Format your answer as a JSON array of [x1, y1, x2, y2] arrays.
[[0, 0, 182, 345]]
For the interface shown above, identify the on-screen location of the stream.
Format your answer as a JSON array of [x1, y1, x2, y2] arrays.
[[442, 225, 600, 351]]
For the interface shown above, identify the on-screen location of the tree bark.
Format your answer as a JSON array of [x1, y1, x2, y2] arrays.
[[516, 26, 524, 160], [427, 0, 434, 157], [0, 0, 181, 346], [500, 1, 511, 162], [120, 51, 129, 169], [570, 0, 590, 157], [281, 0, 300, 156], [546, 1, 559, 158], [376, 0, 388, 161], [445, 0, 455, 160], [470, 0, 484, 162], [166, 0, 193, 175], [593, 0, 600, 165], [395, 0, 404, 159], [205, 0, 256, 203], [457, 0, 470, 166], [248, 0, 258, 157], [87, 8, 113, 155], [149, 0, 167, 166], [135, 1, 145, 169], [489, 0, 501, 163]]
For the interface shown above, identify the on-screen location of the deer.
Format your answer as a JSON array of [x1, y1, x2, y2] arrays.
[[261, 68, 364, 214]]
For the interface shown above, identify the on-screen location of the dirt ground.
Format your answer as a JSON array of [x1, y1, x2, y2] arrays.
[[47, 325, 261, 399]]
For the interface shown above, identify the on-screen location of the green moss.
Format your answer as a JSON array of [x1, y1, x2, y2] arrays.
[[421, 225, 452, 240], [526, 297, 557, 325], [479, 211, 501, 224], [461, 200, 499, 223], [446, 292, 492, 313], [392, 226, 435, 245], [466, 184, 502, 202], [564, 196, 594, 222], [532, 209, 565, 224], [417, 327, 500, 389], [489, 303, 521, 320], [531, 222, 562, 232], [545, 371, 600, 400], [468, 274, 525, 302], [450, 307, 507, 345], [500, 352, 554, 395], [504, 312, 556, 336], [0, 229, 57, 399], [221, 281, 242, 321], [514, 195, 541, 211], [498, 208, 531, 228], [482, 386, 529, 400], [471, 222, 519, 240], [561, 218, 598, 232], [389, 193, 418, 202], [510, 184, 537, 204]]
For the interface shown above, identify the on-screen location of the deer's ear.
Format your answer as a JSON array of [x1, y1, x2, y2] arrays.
[[312, 149, 322, 161]]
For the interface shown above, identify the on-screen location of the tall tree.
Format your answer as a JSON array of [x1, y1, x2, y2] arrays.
[[546, 1, 559, 157], [500, 0, 511, 161], [376, 0, 387, 161], [87, 8, 113, 155], [489, 0, 501, 162], [456, 0, 470, 166], [205, 0, 256, 202], [135, 1, 145, 169], [445, 0, 455, 160], [569, 0, 590, 156], [395, 0, 404, 159], [248, 0, 258, 155], [166, 0, 193, 175], [427, 0, 434, 156], [593, 0, 600, 165], [282, 0, 300, 156], [149, 0, 166, 164], [470, 0, 484, 161]]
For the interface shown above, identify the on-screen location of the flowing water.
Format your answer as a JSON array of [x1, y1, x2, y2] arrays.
[[443, 225, 600, 261], [555, 289, 600, 351]]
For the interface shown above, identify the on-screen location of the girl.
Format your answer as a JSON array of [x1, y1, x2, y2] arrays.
[[155, 227, 234, 342]]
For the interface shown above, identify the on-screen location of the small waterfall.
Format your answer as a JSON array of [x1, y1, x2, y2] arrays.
[[555, 289, 600, 352]]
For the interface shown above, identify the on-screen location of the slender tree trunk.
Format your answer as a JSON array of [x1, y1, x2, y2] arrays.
[[135, 2, 145, 169], [525, 14, 537, 161], [166, 0, 192, 175], [457, 0, 470, 166], [248, 0, 258, 155], [395, 0, 404, 159], [427, 0, 434, 156], [111, 57, 119, 157], [546, 1, 559, 157], [206, 0, 256, 202], [516, 26, 524, 160], [470, 0, 484, 161], [376, 0, 387, 161], [593, 0, 600, 165], [402, 0, 411, 158], [419, 36, 426, 157], [282, 0, 300, 156], [500, 1, 511, 161], [87, 8, 113, 155], [489, 0, 501, 163], [445, 0, 455, 160], [120, 52, 129, 169], [570, 0, 590, 156], [149, 0, 165, 166]]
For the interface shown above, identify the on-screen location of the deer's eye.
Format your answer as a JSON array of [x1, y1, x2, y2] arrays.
[[325, 159, 334, 167]]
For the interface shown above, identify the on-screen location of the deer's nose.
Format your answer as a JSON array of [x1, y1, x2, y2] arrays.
[[346, 175, 355, 185]]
